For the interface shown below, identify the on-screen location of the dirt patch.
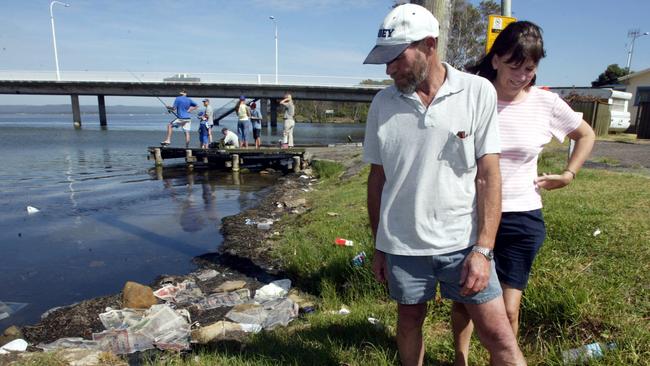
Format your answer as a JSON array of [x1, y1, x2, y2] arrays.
[[586, 140, 650, 175]]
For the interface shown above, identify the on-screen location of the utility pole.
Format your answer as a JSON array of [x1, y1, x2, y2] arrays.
[[411, 0, 452, 62], [501, 0, 511, 16]]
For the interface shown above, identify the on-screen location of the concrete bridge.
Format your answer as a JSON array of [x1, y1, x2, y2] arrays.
[[0, 72, 386, 127]]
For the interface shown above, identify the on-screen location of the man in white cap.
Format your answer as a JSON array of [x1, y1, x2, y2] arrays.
[[363, 4, 525, 365]]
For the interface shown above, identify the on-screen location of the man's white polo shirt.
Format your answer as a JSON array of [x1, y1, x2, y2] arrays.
[[363, 63, 500, 256]]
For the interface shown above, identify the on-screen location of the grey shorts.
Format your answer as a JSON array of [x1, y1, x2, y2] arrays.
[[170, 118, 191, 131], [385, 247, 502, 305]]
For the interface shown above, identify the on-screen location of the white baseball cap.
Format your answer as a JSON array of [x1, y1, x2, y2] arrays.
[[363, 3, 440, 64]]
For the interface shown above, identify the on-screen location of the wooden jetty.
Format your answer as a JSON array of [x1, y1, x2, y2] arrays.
[[148, 146, 306, 172]]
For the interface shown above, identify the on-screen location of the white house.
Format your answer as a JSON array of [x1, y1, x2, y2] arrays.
[[618, 67, 650, 130]]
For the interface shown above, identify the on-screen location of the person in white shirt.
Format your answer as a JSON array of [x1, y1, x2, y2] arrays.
[[279, 93, 295, 147], [221, 128, 239, 148]]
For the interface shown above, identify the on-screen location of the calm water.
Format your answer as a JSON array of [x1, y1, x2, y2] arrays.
[[0, 113, 365, 328]]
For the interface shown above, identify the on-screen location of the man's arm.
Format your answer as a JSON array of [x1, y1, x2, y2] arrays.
[[460, 153, 501, 296], [367, 164, 387, 282]]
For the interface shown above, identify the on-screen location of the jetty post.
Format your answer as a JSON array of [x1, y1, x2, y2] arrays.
[[232, 154, 240, 172], [185, 149, 196, 169], [153, 148, 163, 166], [292, 156, 301, 173]]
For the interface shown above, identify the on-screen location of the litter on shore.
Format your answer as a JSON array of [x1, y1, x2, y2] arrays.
[[25, 277, 304, 356]]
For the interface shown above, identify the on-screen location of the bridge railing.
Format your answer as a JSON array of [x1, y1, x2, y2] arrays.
[[0, 70, 387, 88]]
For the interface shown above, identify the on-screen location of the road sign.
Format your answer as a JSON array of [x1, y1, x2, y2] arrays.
[[486, 15, 517, 53]]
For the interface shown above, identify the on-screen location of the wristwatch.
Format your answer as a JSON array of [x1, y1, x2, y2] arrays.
[[471, 245, 494, 261]]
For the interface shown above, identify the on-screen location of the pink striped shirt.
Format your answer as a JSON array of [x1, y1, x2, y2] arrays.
[[498, 87, 581, 212]]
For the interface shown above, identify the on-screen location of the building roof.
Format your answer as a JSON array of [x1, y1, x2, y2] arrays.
[[619, 67, 650, 82]]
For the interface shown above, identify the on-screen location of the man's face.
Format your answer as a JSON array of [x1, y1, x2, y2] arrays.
[[385, 42, 429, 94], [203, 100, 208, 106]]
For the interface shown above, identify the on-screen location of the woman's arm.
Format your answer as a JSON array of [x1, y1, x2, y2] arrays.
[[536, 120, 595, 190]]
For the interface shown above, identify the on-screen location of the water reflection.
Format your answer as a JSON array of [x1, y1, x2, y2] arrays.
[[64, 152, 81, 226]]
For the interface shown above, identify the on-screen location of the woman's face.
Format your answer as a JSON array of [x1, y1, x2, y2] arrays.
[[491, 53, 538, 94]]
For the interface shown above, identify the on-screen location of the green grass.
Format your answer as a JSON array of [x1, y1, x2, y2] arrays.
[[590, 156, 621, 166], [149, 146, 650, 366], [310, 159, 345, 179]]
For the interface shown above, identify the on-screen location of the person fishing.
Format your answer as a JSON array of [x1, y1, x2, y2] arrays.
[[161, 90, 198, 148]]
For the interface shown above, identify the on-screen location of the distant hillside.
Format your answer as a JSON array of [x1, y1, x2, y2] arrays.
[[0, 105, 167, 114]]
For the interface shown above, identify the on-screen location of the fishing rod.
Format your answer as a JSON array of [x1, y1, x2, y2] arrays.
[[127, 70, 179, 118]]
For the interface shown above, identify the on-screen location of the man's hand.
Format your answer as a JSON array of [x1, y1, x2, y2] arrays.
[[372, 249, 387, 283], [535, 171, 573, 191], [459, 251, 491, 296]]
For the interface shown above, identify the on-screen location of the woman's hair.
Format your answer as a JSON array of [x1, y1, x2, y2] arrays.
[[467, 21, 546, 85]]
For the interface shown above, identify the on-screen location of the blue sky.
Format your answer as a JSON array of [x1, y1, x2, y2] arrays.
[[1, 0, 649, 106]]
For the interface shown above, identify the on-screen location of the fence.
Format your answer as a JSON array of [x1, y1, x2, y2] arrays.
[[636, 101, 650, 139], [568, 100, 610, 136]]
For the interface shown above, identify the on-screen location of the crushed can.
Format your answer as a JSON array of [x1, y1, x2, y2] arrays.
[[351, 251, 366, 267]]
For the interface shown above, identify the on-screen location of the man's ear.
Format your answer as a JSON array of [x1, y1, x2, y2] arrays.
[[424, 37, 437, 53]]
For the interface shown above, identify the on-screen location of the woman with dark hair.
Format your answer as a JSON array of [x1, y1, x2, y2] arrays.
[[451, 21, 595, 365]]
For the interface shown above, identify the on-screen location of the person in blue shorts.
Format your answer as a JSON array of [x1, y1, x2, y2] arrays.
[[250, 102, 263, 149], [161, 90, 198, 147], [197, 111, 209, 149]]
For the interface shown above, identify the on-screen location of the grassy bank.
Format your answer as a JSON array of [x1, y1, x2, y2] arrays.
[[146, 147, 649, 365]]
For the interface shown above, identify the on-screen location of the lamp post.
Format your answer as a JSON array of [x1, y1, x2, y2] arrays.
[[269, 16, 278, 85], [501, 0, 511, 16], [50, 1, 70, 81], [626, 29, 649, 72]]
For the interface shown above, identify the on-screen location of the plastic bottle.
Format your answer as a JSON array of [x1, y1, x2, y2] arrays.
[[334, 237, 354, 246], [562, 342, 616, 364]]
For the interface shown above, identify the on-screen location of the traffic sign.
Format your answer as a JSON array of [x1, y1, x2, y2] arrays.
[[486, 15, 517, 53]]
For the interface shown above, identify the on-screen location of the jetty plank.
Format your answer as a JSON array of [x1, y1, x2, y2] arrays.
[[147, 146, 306, 171]]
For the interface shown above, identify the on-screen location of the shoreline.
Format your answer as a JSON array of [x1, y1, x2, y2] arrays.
[[7, 145, 365, 352]]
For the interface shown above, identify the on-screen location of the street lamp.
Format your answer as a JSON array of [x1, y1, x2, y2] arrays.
[[626, 29, 649, 72], [50, 1, 70, 81], [269, 16, 278, 85]]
